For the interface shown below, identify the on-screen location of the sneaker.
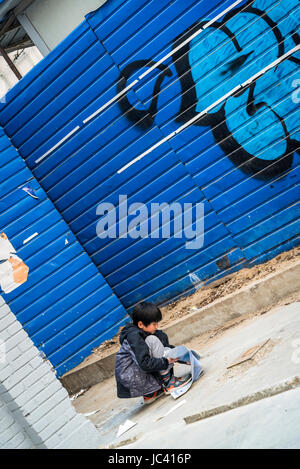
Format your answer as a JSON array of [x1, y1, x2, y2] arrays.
[[143, 389, 164, 405], [162, 374, 192, 395]]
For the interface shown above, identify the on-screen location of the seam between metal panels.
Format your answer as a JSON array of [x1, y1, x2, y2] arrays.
[[100, 199, 211, 262], [51, 145, 176, 212], [0, 26, 95, 125], [194, 110, 299, 188], [33, 0, 246, 172], [76, 170, 201, 248], [232, 204, 300, 249], [0, 173, 37, 202], [100, 208, 218, 277], [114, 232, 236, 297], [86, 173, 204, 259], [9, 251, 90, 311], [54, 313, 128, 371], [47, 303, 126, 361], [17, 47, 108, 151], [159, 258, 247, 307], [139, 0, 293, 114], [31, 288, 116, 345], [111, 0, 246, 69], [16, 45, 105, 149], [126, 246, 244, 309], [2, 202, 57, 233], [241, 216, 300, 251], [1, 120, 124, 326], [69, 164, 192, 233], [36, 98, 168, 179], [25, 271, 109, 332], [117, 233, 238, 301], [175, 65, 299, 168], [199, 126, 300, 199], [104, 224, 220, 285], [210, 147, 299, 205], [224, 183, 300, 228], [117, 44, 300, 173]]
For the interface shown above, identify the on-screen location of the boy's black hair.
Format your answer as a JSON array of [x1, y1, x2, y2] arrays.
[[131, 302, 162, 326]]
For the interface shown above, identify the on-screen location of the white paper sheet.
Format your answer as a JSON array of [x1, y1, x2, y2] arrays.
[[117, 419, 137, 438], [164, 346, 203, 399], [0, 235, 16, 261]]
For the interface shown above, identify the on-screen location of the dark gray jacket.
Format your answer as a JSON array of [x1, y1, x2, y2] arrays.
[[115, 323, 173, 398]]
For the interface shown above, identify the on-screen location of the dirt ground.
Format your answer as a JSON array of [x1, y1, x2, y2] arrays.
[[81, 245, 300, 363]]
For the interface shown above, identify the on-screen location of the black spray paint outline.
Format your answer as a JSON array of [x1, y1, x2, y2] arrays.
[[117, 1, 300, 179]]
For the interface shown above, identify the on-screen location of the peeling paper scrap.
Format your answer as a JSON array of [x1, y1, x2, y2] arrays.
[[22, 186, 39, 199], [0, 233, 29, 294], [0, 232, 16, 260], [117, 419, 137, 438], [70, 389, 87, 400], [155, 399, 187, 422], [65, 232, 71, 245], [0, 255, 29, 294]]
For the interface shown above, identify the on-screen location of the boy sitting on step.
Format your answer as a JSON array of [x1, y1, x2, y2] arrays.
[[115, 301, 192, 404]]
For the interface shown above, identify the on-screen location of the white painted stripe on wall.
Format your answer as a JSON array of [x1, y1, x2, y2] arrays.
[[35, 126, 80, 164], [138, 0, 245, 81], [117, 44, 300, 174], [83, 79, 139, 124], [23, 232, 39, 244], [32, 0, 246, 166]]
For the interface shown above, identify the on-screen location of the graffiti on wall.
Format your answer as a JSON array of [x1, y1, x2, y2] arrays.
[[117, 0, 299, 179]]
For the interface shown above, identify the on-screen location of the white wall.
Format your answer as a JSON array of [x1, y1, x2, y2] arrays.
[[0, 296, 102, 449], [0, 1, 108, 98], [0, 46, 43, 99], [19, 0, 107, 54]]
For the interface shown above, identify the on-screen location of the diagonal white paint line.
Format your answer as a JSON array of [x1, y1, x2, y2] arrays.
[[35, 126, 80, 164], [154, 399, 187, 422], [83, 79, 139, 124], [138, 0, 245, 81], [174, 85, 242, 134], [33, 1, 294, 170], [32, 1, 247, 166], [35, 80, 138, 165], [84, 0, 245, 123], [117, 133, 176, 174], [23, 232, 39, 244], [117, 44, 300, 174]]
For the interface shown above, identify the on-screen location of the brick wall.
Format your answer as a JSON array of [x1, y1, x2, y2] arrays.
[[0, 296, 101, 449]]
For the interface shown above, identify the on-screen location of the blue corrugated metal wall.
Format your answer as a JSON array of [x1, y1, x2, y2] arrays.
[[0, 0, 299, 369], [86, 0, 299, 272], [0, 126, 127, 376]]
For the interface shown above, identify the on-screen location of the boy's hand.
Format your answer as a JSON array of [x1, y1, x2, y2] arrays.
[[167, 357, 179, 364]]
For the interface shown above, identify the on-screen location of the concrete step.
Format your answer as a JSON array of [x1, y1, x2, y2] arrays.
[[61, 259, 300, 395], [73, 299, 300, 449]]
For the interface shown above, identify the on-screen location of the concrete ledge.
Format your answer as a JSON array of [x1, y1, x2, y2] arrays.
[[164, 260, 300, 345], [184, 375, 300, 424], [61, 351, 117, 396], [60, 260, 300, 395]]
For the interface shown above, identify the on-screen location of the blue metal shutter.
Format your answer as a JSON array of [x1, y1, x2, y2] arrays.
[[0, 0, 299, 322], [0, 126, 127, 376]]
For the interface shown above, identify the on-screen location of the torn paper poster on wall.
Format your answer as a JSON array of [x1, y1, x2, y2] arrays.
[[164, 345, 203, 399], [21, 185, 39, 199], [0, 232, 29, 294]]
